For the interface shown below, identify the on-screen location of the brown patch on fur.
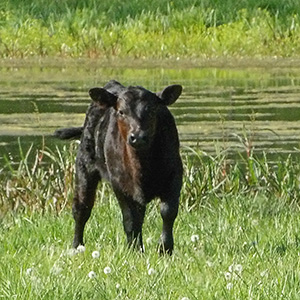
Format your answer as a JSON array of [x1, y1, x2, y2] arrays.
[[116, 119, 143, 200], [123, 144, 143, 200], [117, 118, 129, 143]]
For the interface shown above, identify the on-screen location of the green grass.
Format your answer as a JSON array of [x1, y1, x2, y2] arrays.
[[1, 142, 300, 298], [1, 0, 300, 60], [1, 188, 300, 298]]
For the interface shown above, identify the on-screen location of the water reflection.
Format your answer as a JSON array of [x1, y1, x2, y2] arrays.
[[1, 65, 300, 165]]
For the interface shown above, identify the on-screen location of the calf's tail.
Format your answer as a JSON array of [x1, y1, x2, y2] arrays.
[[53, 127, 83, 140]]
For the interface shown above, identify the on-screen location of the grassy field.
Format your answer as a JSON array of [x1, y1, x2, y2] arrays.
[[1, 0, 300, 60], [1, 193, 300, 299], [2, 2, 300, 298], [1, 143, 300, 299]]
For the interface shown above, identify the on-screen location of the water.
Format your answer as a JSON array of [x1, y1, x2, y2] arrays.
[[1, 65, 300, 166]]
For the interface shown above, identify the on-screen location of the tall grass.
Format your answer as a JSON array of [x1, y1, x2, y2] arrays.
[[2, 0, 299, 26], [1, 139, 77, 215], [0, 0, 300, 59], [1, 139, 300, 215]]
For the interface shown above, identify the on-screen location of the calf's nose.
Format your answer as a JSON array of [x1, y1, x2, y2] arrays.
[[128, 132, 148, 148]]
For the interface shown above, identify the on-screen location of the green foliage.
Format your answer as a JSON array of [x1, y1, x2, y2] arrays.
[[0, 0, 300, 59]]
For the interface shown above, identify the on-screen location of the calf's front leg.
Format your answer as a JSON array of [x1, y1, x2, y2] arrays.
[[115, 191, 146, 251], [159, 197, 179, 255]]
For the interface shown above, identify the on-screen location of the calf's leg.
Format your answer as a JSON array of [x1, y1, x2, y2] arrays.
[[115, 191, 146, 251], [159, 197, 179, 255], [72, 168, 100, 248]]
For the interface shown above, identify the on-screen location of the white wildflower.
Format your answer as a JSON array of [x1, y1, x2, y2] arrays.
[[190, 234, 199, 243], [116, 283, 121, 289], [206, 260, 213, 267], [77, 245, 86, 253], [66, 248, 78, 256], [229, 263, 243, 275], [181, 297, 190, 300], [234, 264, 243, 274], [92, 250, 100, 259], [51, 265, 62, 275], [88, 271, 97, 279], [224, 272, 232, 281], [226, 282, 233, 290], [148, 268, 156, 275], [104, 266, 112, 274], [26, 268, 34, 276]]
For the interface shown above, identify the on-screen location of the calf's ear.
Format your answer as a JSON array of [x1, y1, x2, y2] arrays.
[[157, 85, 182, 105], [89, 88, 117, 108]]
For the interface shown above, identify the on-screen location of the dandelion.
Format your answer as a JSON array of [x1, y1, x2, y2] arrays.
[[226, 282, 233, 290], [206, 260, 213, 267], [234, 264, 243, 274], [224, 272, 232, 281], [88, 271, 97, 279], [116, 283, 121, 289], [51, 265, 62, 275], [148, 268, 156, 275], [26, 268, 34, 276], [92, 250, 100, 259], [190, 234, 199, 243], [66, 248, 78, 256], [104, 266, 112, 274], [229, 263, 243, 275], [77, 245, 86, 253]]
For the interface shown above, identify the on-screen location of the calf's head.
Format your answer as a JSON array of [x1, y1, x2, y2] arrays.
[[89, 84, 182, 150]]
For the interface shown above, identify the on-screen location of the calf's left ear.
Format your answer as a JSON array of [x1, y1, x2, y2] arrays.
[[89, 88, 117, 108], [157, 85, 182, 106]]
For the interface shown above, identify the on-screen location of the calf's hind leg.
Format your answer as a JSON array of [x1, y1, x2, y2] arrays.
[[72, 168, 100, 248]]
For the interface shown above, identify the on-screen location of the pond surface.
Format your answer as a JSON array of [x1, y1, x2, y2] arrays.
[[1, 65, 300, 166]]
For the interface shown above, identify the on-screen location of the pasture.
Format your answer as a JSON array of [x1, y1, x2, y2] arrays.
[[1, 144, 300, 299], [1, 1, 300, 298]]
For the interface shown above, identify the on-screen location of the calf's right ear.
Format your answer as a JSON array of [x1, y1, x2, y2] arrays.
[[89, 88, 117, 108]]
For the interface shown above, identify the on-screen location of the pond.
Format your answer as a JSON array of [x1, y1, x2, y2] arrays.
[[1, 64, 300, 166]]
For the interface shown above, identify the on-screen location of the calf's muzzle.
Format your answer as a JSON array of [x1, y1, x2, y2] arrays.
[[128, 131, 149, 149]]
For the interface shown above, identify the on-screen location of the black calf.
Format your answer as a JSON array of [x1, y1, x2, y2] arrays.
[[55, 80, 183, 254]]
